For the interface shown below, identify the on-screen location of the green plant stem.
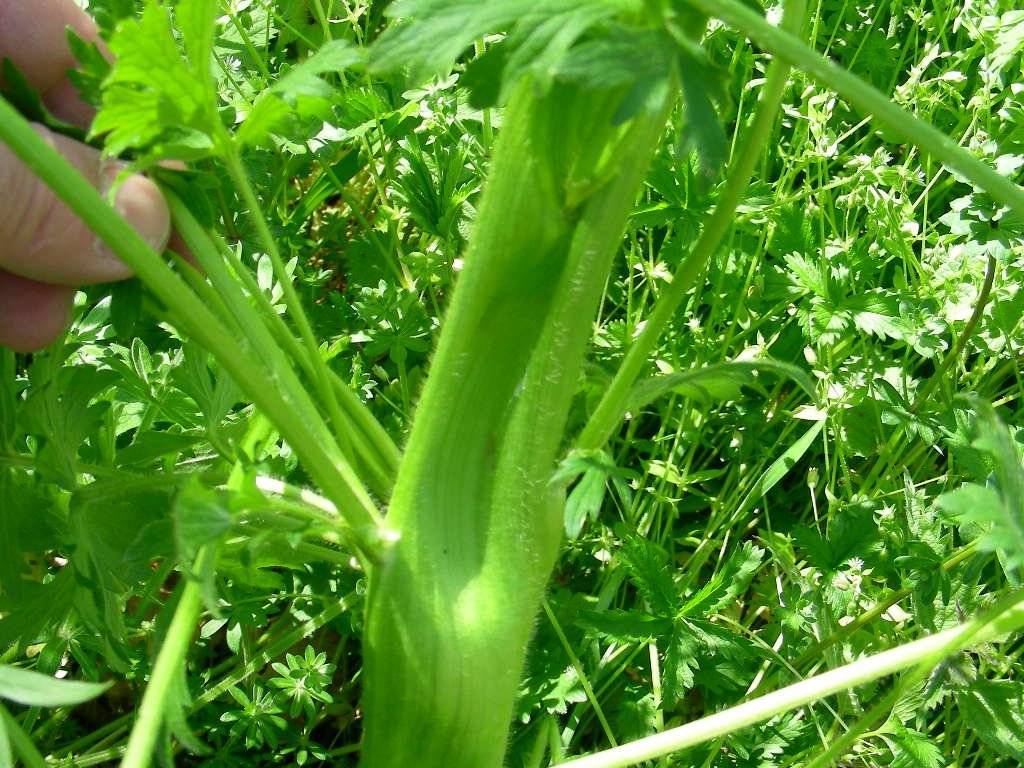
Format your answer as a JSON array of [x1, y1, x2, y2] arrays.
[[220, 146, 351, 468], [542, 597, 617, 748], [0, 99, 381, 538], [119, 571, 203, 768], [0, 701, 48, 768], [574, 0, 804, 454], [801, 580, 998, 768], [168, 192, 398, 500], [359, 77, 672, 768], [687, 0, 1024, 219], [554, 589, 1024, 767], [913, 254, 997, 411]]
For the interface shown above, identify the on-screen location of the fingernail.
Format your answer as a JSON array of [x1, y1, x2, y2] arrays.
[[95, 160, 171, 270]]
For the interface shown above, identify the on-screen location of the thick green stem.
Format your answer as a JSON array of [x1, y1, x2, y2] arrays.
[[359, 79, 671, 768]]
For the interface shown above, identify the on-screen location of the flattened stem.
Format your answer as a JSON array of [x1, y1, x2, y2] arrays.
[[358, 80, 671, 768]]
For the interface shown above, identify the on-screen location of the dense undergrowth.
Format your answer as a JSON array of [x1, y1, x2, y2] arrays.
[[2, 0, 1024, 766]]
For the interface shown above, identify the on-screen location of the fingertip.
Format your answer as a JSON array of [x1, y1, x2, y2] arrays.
[[114, 172, 172, 256], [0, 270, 75, 353]]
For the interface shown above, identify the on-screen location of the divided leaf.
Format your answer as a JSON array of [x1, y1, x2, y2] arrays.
[[936, 400, 1024, 578], [680, 541, 764, 617], [92, 0, 219, 161], [792, 504, 882, 573], [237, 40, 364, 147], [617, 534, 677, 617]]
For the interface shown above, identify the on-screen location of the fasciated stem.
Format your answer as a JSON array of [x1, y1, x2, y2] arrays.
[[359, 78, 672, 768]]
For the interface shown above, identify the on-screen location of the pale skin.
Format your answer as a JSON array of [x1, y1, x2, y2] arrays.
[[0, 0, 170, 352]]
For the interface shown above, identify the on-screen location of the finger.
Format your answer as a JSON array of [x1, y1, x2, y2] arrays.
[[0, 269, 75, 353], [0, 0, 108, 127], [0, 124, 170, 286]]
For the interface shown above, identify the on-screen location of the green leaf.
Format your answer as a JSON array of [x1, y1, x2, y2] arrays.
[[617, 534, 678, 617], [553, 450, 633, 538], [936, 400, 1024, 577], [792, 504, 882, 573], [0, 664, 111, 708], [369, 0, 528, 83], [91, 0, 218, 160], [733, 420, 825, 520], [22, 364, 119, 489], [109, 278, 144, 338], [955, 679, 1024, 761], [0, 58, 88, 142], [886, 724, 944, 768], [626, 359, 818, 412], [0, 571, 77, 656], [237, 39, 363, 148], [576, 609, 671, 641], [66, 28, 112, 111], [663, 622, 699, 697], [0, 709, 10, 768], [370, 0, 636, 96], [674, 40, 729, 189], [611, 691, 658, 744], [174, 476, 233, 564], [680, 542, 764, 617]]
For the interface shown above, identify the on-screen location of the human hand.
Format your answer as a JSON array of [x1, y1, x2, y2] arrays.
[[0, 0, 170, 352]]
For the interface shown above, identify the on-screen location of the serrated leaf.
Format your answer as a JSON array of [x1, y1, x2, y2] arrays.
[[674, 41, 728, 190], [663, 622, 699, 698], [238, 39, 363, 147], [554, 26, 675, 122], [174, 477, 232, 564], [680, 542, 764, 617], [0, 664, 111, 707], [0, 570, 77, 655], [370, 0, 637, 96], [611, 691, 658, 744], [617, 534, 677, 616], [936, 400, 1024, 577], [886, 724, 944, 768], [554, 450, 633, 539], [92, 0, 217, 160], [955, 679, 1024, 761], [792, 505, 881, 572], [369, 0, 528, 83], [576, 609, 671, 641]]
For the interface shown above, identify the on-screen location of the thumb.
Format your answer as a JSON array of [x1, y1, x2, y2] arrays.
[[0, 123, 170, 286]]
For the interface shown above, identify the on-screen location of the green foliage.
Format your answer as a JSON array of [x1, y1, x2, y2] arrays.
[[91, 0, 221, 161], [3, 0, 1024, 766]]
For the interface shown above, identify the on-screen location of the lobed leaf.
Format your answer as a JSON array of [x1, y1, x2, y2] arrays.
[[680, 541, 765, 618]]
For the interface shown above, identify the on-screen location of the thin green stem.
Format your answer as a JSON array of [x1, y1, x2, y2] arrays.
[[554, 589, 1024, 767], [168, 192, 398, 499], [0, 701, 48, 768], [221, 146, 348, 453], [0, 98, 381, 537], [119, 570, 204, 768], [542, 597, 617, 748], [574, 0, 805, 454], [687, 0, 1024, 218], [913, 254, 997, 411]]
